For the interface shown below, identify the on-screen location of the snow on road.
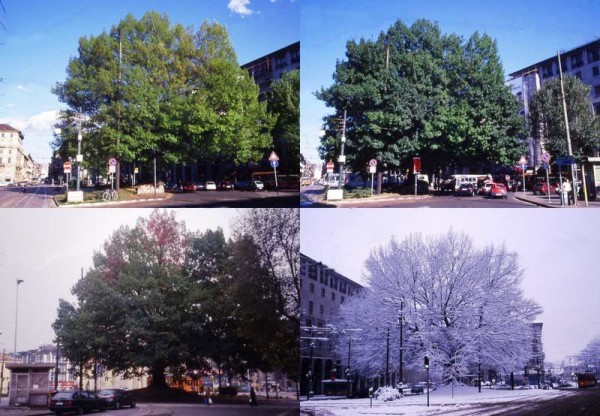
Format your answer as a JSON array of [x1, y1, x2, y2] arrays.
[[300, 385, 577, 416]]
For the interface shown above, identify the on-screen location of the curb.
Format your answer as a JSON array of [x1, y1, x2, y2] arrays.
[[324, 195, 433, 206], [56, 197, 168, 208]]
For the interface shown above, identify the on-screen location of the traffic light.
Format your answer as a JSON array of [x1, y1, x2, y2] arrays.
[[424, 355, 429, 369]]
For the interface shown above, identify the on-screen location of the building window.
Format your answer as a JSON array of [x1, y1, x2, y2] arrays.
[[594, 102, 600, 115], [308, 301, 313, 315], [305, 318, 312, 327], [571, 53, 584, 69], [321, 288, 325, 297], [587, 47, 600, 63], [594, 66, 600, 77], [291, 50, 300, 64], [331, 292, 336, 301], [8, 149, 12, 154], [542, 64, 553, 78], [341, 296, 345, 304], [319, 304, 324, 315], [595, 85, 600, 98], [309, 283, 315, 293], [7, 158, 11, 164], [575, 72, 582, 80]]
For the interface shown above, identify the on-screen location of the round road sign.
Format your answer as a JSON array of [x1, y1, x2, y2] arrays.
[[541, 153, 551, 163], [369, 159, 377, 167], [108, 158, 117, 166]]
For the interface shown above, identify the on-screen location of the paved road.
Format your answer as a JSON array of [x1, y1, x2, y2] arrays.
[[0, 185, 58, 208], [103, 190, 299, 208], [301, 186, 538, 208]]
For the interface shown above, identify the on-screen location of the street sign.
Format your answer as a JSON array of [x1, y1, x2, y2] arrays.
[[108, 158, 117, 166], [520, 164, 527, 171], [268, 151, 279, 161], [109, 165, 116, 173], [556, 156, 575, 165], [369, 165, 376, 174], [518, 156, 528, 166], [76, 154, 83, 162], [270, 160, 279, 168], [413, 156, 421, 173], [63, 161, 71, 173], [326, 161, 335, 173], [369, 158, 377, 167], [543, 162, 550, 170], [541, 153, 551, 163]]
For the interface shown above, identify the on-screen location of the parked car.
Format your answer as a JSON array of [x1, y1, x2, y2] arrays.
[[478, 182, 494, 196], [489, 183, 508, 199], [496, 384, 512, 390], [97, 389, 136, 410], [251, 180, 265, 191], [182, 181, 196, 192], [48, 390, 107, 415], [533, 182, 557, 195], [456, 183, 476, 196], [205, 181, 217, 190], [410, 384, 424, 394], [195, 182, 206, 191], [219, 180, 234, 190]]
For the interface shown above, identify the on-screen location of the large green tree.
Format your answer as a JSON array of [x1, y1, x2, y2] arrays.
[[316, 19, 525, 176], [52, 12, 273, 184], [267, 70, 300, 173], [529, 75, 600, 158], [53, 209, 299, 390]]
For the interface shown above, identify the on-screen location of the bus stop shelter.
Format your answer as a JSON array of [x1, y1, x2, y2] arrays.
[[5, 363, 55, 407]]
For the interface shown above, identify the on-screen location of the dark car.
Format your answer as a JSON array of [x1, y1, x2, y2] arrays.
[[219, 180, 234, 190], [456, 183, 475, 196], [48, 390, 107, 415], [533, 182, 556, 195], [97, 389, 136, 410], [410, 384, 424, 394]]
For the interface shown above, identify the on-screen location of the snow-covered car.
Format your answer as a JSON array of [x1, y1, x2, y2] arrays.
[[410, 385, 424, 394], [373, 386, 402, 402], [496, 384, 512, 390]]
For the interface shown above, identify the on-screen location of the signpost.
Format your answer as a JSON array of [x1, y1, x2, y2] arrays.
[[413, 157, 421, 196], [326, 161, 334, 173], [268, 151, 279, 188], [369, 159, 377, 196], [542, 153, 552, 202], [518, 156, 527, 195]]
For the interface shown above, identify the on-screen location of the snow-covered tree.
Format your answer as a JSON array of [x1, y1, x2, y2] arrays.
[[333, 230, 542, 383]]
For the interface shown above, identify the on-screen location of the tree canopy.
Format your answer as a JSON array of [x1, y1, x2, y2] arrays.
[[316, 19, 525, 176], [267, 69, 300, 173], [53, 209, 299, 389], [333, 230, 542, 381], [529, 75, 600, 159], [52, 12, 273, 176]]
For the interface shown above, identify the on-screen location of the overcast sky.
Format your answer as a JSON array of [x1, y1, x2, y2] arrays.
[[0, 208, 240, 354], [301, 209, 600, 365]]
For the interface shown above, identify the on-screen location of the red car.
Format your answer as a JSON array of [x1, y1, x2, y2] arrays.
[[489, 183, 508, 199], [533, 182, 556, 195], [182, 181, 196, 192]]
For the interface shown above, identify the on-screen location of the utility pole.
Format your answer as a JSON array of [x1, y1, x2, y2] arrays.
[[0, 348, 5, 404], [115, 28, 123, 192], [14, 279, 24, 363], [338, 110, 347, 189], [557, 51, 578, 206], [385, 327, 390, 386], [399, 300, 404, 385]]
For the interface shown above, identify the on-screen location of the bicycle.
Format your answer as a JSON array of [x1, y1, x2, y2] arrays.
[[101, 189, 118, 202]]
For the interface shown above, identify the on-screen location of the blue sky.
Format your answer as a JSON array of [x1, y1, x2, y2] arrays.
[[0, 0, 299, 164], [301, 0, 600, 163]]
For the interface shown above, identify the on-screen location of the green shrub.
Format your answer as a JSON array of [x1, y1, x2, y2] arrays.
[[344, 188, 372, 199]]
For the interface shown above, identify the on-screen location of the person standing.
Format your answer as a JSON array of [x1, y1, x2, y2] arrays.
[[204, 386, 212, 405], [250, 386, 257, 407], [561, 179, 571, 206]]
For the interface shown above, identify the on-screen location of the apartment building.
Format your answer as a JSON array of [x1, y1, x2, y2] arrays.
[[0, 124, 29, 184], [300, 253, 363, 395], [507, 39, 600, 168]]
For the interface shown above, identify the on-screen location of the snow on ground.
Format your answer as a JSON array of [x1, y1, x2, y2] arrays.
[[300, 385, 577, 416]]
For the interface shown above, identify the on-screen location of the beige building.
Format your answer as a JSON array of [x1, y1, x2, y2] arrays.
[[0, 124, 29, 184]]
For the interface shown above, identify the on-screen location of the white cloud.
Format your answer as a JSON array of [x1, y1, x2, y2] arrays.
[[1, 109, 60, 132], [228, 0, 254, 16], [16, 84, 37, 93]]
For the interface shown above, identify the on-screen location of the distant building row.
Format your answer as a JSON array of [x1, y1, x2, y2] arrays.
[[0, 124, 48, 185]]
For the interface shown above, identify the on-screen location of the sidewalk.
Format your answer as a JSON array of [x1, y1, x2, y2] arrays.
[[514, 191, 600, 208], [0, 402, 51, 416]]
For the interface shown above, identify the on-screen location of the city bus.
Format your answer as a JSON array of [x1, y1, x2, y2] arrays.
[[577, 372, 597, 388], [442, 174, 487, 192]]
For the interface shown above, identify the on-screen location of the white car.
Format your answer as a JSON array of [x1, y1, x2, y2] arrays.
[[205, 181, 217, 190], [253, 180, 264, 191]]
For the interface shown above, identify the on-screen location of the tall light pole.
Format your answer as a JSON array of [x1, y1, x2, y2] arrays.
[[557, 51, 578, 206], [398, 299, 404, 385], [338, 110, 347, 188], [14, 279, 24, 363], [76, 110, 83, 192]]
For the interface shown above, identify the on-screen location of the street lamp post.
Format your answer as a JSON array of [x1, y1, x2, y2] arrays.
[[76, 112, 83, 192], [338, 110, 347, 189], [14, 279, 24, 363], [385, 326, 390, 386], [399, 300, 404, 386]]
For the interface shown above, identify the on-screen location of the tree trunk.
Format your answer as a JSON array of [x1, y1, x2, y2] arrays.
[[150, 362, 168, 390]]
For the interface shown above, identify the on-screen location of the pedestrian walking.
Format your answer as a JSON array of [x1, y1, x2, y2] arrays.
[[204, 386, 212, 405], [250, 386, 258, 407], [561, 179, 571, 206]]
